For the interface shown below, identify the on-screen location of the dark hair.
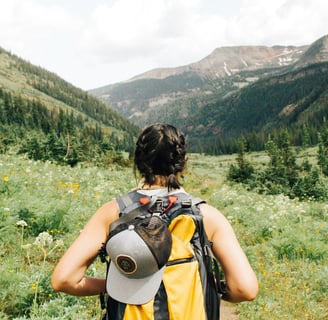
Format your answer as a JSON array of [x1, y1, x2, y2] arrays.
[[134, 124, 187, 191]]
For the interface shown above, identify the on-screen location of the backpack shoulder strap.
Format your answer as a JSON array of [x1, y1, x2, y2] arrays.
[[110, 191, 157, 232], [191, 196, 205, 206], [116, 190, 141, 213], [163, 192, 205, 219], [192, 205, 227, 296]]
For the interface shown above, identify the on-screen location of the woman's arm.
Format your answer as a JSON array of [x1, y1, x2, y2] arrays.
[[51, 200, 119, 296], [201, 203, 258, 303]]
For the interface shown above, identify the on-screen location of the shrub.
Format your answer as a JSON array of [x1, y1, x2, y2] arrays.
[[227, 139, 254, 183]]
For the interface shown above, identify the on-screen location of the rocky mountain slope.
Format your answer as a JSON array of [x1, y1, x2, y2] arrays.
[[90, 39, 314, 127], [132, 45, 307, 81]]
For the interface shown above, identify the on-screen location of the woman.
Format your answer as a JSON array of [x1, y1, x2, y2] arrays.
[[51, 123, 258, 315]]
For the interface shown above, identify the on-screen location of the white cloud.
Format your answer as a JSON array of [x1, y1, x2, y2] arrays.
[[227, 0, 328, 46], [0, 0, 327, 89], [0, 0, 80, 46], [0, 0, 83, 78], [81, 0, 206, 62]]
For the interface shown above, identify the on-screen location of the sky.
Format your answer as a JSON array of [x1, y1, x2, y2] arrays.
[[0, 0, 327, 90]]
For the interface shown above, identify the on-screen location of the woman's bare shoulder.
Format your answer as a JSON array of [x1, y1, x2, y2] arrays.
[[94, 199, 120, 226], [199, 203, 225, 218], [199, 203, 232, 239], [97, 199, 119, 214]]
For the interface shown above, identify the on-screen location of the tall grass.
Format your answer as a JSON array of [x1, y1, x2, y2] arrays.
[[0, 152, 327, 319]]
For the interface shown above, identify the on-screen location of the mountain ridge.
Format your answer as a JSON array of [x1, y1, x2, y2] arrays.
[[89, 38, 323, 127], [129, 44, 307, 81]]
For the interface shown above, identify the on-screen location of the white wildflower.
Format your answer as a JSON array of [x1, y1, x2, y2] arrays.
[[16, 220, 28, 227], [34, 232, 53, 246], [55, 239, 64, 247], [21, 244, 32, 249]]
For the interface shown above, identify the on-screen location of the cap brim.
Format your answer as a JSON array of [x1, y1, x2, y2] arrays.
[[106, 262, 165, 305]]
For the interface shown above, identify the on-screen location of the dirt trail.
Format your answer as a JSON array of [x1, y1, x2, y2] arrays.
[[220, 301, 238, 319]]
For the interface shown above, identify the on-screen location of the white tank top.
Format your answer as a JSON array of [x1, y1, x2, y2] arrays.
[[136, 187, 188, 197]]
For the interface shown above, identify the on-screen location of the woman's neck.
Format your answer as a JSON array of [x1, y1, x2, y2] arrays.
[[140, 175, 167, 190], [140, 184, 166, 190]]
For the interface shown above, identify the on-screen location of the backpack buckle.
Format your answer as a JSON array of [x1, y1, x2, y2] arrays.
[[152, 199, 164, 213], [181, 199, 192, 208]]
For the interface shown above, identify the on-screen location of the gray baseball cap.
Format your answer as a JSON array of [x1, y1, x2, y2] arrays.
[[105, 215, 172, 305]]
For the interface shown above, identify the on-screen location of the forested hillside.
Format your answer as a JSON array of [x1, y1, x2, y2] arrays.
[[0, 47, 139, 165], [184, 62, 328, 153]]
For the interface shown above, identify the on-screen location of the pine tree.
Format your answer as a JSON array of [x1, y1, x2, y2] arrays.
[[317, 119, 328, 175], [227, 139, 254, 183]]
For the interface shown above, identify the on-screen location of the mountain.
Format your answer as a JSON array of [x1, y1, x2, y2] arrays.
[[89, 43, 308, 126], [293, 35, 328, 68], [132, 45, 306, 81], [90, 34, 328, 153], [0, 47, 139, 165]]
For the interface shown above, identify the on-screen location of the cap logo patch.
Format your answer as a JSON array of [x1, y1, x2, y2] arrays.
[[116, 255, 137, 274]]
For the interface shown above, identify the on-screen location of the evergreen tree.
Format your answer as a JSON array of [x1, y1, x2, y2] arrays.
[[301, 124, 312, 172], [25, 137, 42, 161], [227, 139, 254, 183], [317, 119, 328, 175], [277, 129, 298, 187], [254, 131, 299, 195]]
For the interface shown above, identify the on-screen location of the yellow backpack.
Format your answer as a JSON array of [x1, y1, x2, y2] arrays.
[[99, 191, 226, 320]]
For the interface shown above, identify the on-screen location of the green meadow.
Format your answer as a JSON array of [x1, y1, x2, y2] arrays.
[[0, 152, 327, 319]]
